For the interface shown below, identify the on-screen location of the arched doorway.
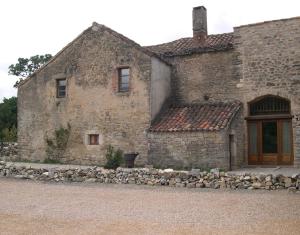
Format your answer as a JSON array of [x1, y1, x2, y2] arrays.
[[247, 95, 293, 165]]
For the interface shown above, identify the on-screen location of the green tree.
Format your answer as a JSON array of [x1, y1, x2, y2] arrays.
[[0, 97, 17, 142], [1, 126, 17, 142], [8, 54, 52, 87]]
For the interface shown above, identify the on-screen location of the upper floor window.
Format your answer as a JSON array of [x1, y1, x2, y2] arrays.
[[118, 68, 130, 92], [57, 79, 66, 98]]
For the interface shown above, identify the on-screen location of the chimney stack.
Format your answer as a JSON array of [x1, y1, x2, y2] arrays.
[[193, 6, 207, 43]]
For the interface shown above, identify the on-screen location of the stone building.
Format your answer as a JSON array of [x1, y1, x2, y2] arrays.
[[18, 6, 300, 169]]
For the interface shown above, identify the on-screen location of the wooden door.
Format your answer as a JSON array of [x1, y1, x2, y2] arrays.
[[248, 119, 293, 165], [248, 121, 259, 164]]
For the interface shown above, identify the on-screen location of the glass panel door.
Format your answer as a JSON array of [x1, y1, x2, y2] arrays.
[[248, 119, 293, 165], [261, 120, 278, 164], [282, 121, 291, 154], [262, 121, 277, 154], [281, 120, 293, 164]]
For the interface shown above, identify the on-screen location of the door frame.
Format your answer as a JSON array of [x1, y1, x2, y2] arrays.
[[247, 117, 294, 165]]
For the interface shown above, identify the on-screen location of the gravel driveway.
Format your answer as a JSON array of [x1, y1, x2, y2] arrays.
[[0, 178, 299, 235]]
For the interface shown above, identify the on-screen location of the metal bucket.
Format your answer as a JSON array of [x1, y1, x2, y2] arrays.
[[124, 153, 138, 168]]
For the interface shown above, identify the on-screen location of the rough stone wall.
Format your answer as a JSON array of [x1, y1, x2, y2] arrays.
[[165, 50, 239, 104], [234, 17, 300, 166], [0, 142, 18, 161], [18, 26, 155, 166], [1, 161, 299, 191], [148, 130, 232, 170], [227, 108, 245, 169]]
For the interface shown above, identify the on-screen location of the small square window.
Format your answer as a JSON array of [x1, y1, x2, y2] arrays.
[[118, 68, 130, 92], [89, 134, 99, 145], [57, 79, 66, 98]]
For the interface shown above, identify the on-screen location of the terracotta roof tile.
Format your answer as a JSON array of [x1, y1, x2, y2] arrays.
[[149, 101, 241, 132], [145, 33, 233, 57]]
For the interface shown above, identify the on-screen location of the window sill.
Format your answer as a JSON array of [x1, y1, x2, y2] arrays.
[[115, 91, 130, 97], [86, 144, 101, 149]]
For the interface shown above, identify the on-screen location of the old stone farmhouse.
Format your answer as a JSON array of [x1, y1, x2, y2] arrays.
[[18, 6, 300, 170]]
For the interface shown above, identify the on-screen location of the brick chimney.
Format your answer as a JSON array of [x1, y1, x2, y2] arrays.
[[193, 6, 207, 43]]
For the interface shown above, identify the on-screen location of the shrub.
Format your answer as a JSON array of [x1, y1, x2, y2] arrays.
[[104, 145, 123, 169], [46, 124, 71, 162], [1, 126, 17, 142]]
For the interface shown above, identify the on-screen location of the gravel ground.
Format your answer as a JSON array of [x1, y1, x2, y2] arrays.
[[0, 178, 299, 235]]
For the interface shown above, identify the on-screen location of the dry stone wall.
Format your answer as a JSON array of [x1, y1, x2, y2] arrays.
[[0, 161, 299, 192], [0, 142, 18, 161]]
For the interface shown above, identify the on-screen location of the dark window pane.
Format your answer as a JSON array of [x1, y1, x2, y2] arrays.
[[282, 121, 291, 154], [249, 122, 257, 155], [89, 134, 99, 145], [58, 89, 65, 97], [262, 121, 277, 153], [119, 83, 129, 92], [58, 91, 65, 97]]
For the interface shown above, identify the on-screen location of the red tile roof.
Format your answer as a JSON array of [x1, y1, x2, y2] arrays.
[[145, 33, 233, 57], [149, 101, 241, 132]]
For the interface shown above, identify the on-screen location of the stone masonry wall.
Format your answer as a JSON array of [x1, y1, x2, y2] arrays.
[[18, 25, 155, 166], [0, 161, 299, 192], [148, 130, 231, 170], [166, 50, 239, 104], [234, 17, 300, 166], [227, 108, 245, 169], [148, 108, 244, 171], [0, 142, 18, 161]]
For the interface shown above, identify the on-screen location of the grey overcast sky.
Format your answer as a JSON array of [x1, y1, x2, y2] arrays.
[[0, 0, 299, 101]]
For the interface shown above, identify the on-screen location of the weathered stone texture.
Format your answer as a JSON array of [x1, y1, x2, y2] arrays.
[[18, 26, 156, 165], [148, 109, 243, 170], [0, 142, 18, 161], [166, 50, 239, 103], [148, 131, 230, 170], [234, 17, 300, 166], [227, 109, 245, 168], [1, 161, 299, 191]]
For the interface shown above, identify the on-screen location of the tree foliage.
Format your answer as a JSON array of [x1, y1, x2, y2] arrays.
[[8, 54, 52, 87], [0, 97, 17, 142]]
